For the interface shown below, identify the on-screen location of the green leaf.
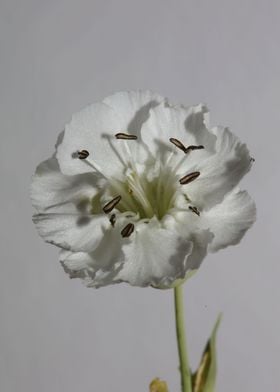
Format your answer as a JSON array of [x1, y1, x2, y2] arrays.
[[192, 314, 222, 392]]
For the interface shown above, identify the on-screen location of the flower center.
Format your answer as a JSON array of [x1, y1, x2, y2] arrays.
[[108, 167, 178, 220], [77, 133, 203, 237]]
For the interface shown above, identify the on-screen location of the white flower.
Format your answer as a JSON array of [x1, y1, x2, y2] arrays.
[[31, 90, 256, 288]]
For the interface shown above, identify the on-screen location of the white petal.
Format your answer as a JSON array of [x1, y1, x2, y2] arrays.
[[117, 220, 193, 287], [183, 104, 216, 152], [31, 157, 107, 253], [56, 102, 125, 177], [103, 90, 164, 133], [203, 188, 256, 252], [186, 229, 214, 270], [60, 228, 123, 288], [33, 212, 109, 253], [104, 90, 164, 164], [60, 220, 193, 288], [186, 127, 252, 208], [162, 211, 214, 271], [60, 250, 121, 288], [140, 102, 214, 167], [31, 157, 100, 213], [60, 250, 91, 277]]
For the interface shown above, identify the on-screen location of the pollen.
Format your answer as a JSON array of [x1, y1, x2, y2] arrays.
[[103, 195, 122, 214], [121, 223, 134, 238], [179, 171, 200, 185], [78, 150, 89, 159], [169, 137, 188, 153], [115, 132, 138, 140], [109, 214, 116, 227], [189, 206, 200, 216], [169, 138, 204, 154], [184, 145, 204, 153]]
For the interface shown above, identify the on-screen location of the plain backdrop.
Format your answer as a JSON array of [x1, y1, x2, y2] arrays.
[[0, 1, 279, 391]]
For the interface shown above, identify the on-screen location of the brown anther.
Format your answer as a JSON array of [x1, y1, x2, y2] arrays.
[[169, 138, 187, 153], [102, 195, 122, 214], [128, 188, 133, 195], [250, 157, 255, 162], [169, 138, 205, 154], [189, 206, 200, 216], [121, 223, 134, 238], [115, 132, 138, 140], [184, 145, 204, 153], [109, 214, 116, 227], [78, 149, 89, 159], [179, 171, 200, 185]]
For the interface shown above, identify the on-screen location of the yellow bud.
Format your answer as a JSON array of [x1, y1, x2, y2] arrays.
[[149, 378, 169, 392]]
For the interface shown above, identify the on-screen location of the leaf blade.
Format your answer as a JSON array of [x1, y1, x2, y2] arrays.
[[192, 314, 222, 392]]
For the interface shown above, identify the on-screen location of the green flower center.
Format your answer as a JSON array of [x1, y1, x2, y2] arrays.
[[108, 168, 178, 220]]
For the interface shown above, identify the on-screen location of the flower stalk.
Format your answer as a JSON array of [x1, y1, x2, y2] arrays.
[[174, 284, 192, 392]]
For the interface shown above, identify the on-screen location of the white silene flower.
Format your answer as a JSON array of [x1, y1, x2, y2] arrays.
[[31, 91, 256, 288]]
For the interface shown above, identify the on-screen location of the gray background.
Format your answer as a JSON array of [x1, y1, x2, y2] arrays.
[[0, 1, 279, 391]]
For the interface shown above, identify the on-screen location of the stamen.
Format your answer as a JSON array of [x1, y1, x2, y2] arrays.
[[169, 138, 204, 154], [121, 223, 134, 238], [115, 132, 138, 140], [102, 195, 122, 214], [169, 138, 187, 153], [74, 150, 110, 181], [78, 150, 89, 159], [109, 214, 116, 227], [250, 157, 255, 162], [184, 145, 204, 153], [179, 171, 200, 185], [189, 206, 200, 216]]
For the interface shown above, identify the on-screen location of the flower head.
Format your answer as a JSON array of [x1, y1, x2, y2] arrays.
[[31, 91, 256, 288]]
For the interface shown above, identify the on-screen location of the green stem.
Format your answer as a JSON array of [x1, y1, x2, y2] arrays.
[[174, 284, 192, 392]]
